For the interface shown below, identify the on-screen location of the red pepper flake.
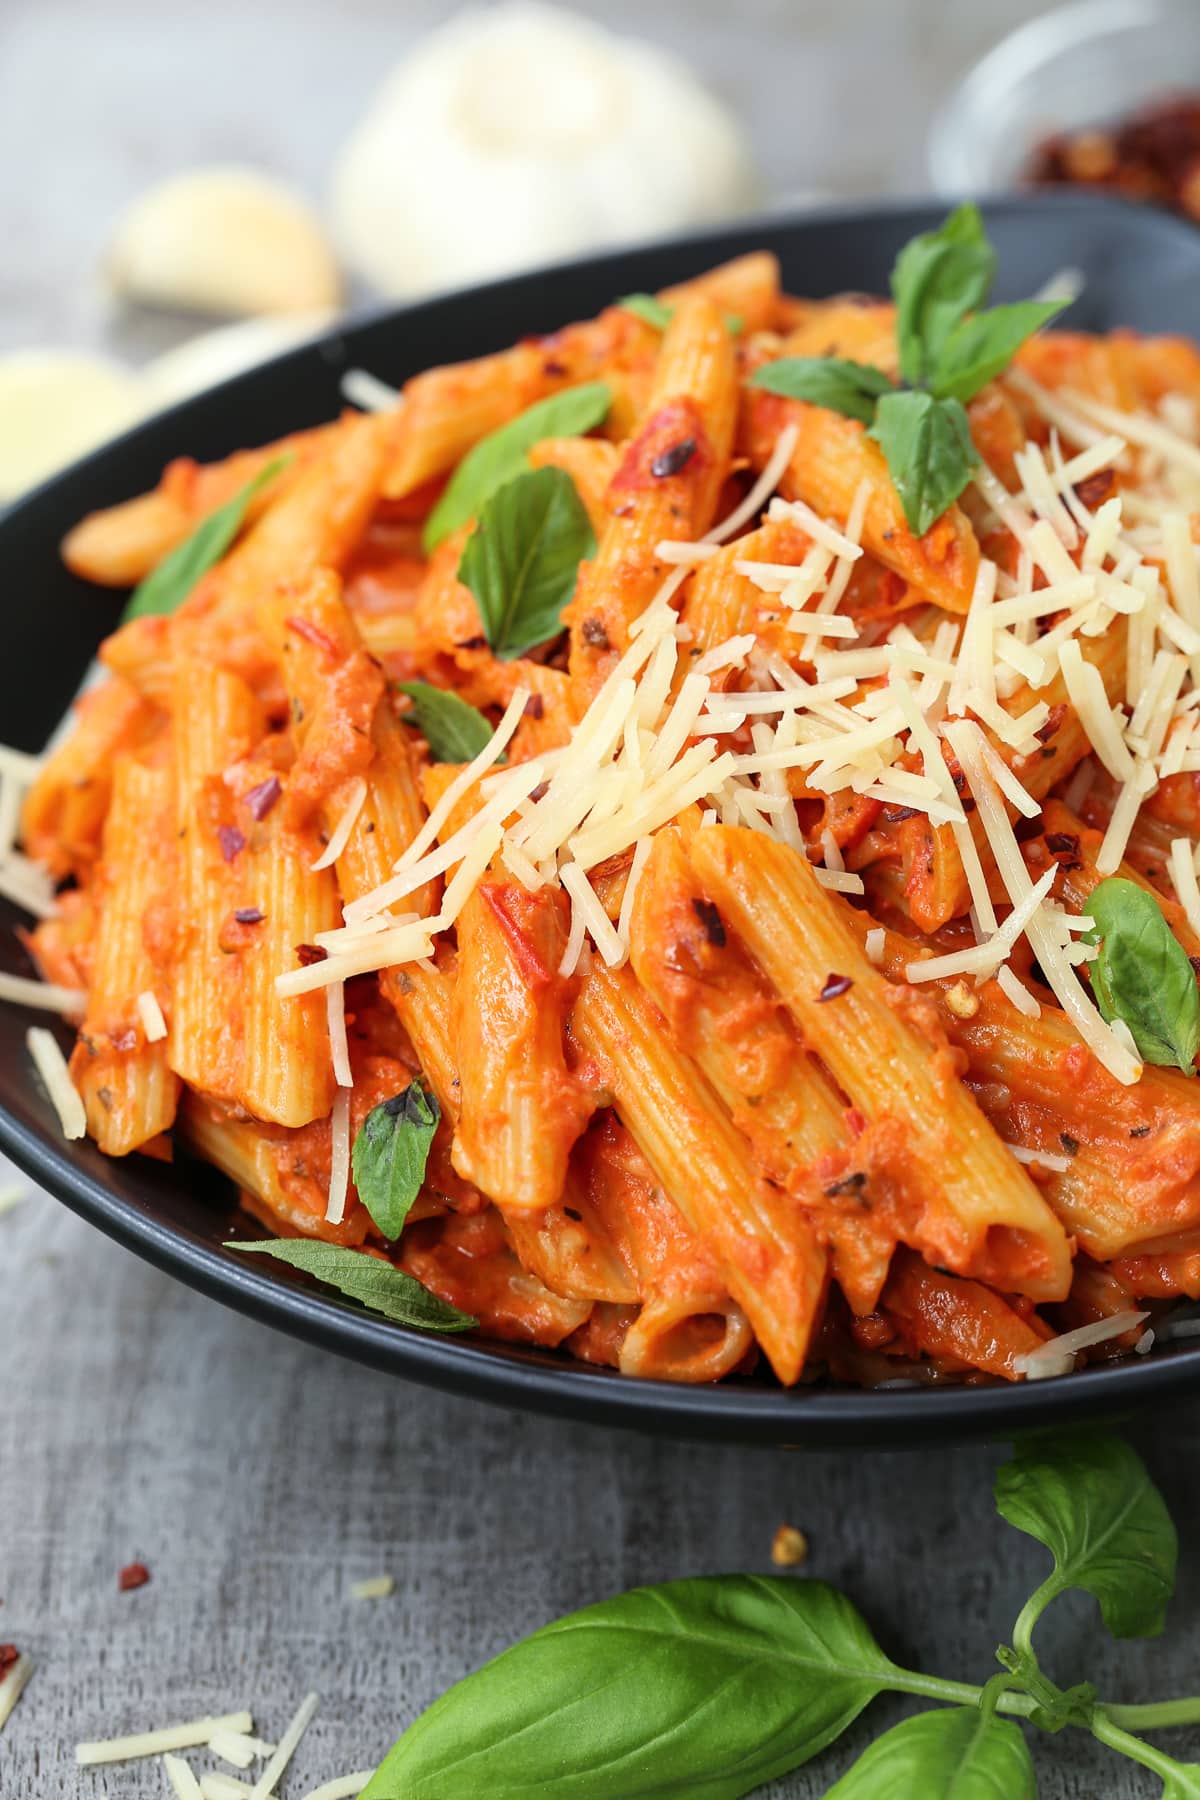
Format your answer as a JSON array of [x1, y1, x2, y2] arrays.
[[118, 1561, 150, 1592], [295, 943, 328, 966], [818, 973, 853, 1002], [651, 437, 697, 478], [218, 825, 246, 862], [235, 907, 265, 925], [284, 615, 340, 659], [1045, 831, 1081, 857], [1074, 469, 1116, 509], [690, 897, 726, 948], [523, 693, 545, 720], [1059, 1132, 1080, 1156], [581, 617, 610, 649], [0, 1644, 18, 1679], [245, 776, 282, 821], [112, 1028, 138, 1053]]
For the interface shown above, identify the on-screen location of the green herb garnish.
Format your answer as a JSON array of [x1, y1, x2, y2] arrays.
[[1085, 877, 1200, 1073], [618, 292, 745, 336], [457, 465, 596, 660], [122, 455, 289, 622], [422, 382, 611, 552], [226, 1236, 473, 1333], [363, 1430, 1200, 1797], [749, 204, 1066, 538], [350, 1078, 440, 1240], [397, 682, 499, 764]]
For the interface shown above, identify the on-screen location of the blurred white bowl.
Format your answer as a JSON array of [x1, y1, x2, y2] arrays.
[[929, 0, 1200, 194]]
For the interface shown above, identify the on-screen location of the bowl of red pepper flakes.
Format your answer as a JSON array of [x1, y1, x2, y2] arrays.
[[929, 0, 1200, 204]]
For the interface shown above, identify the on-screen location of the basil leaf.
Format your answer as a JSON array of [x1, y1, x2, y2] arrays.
[[868, 390, 978, 537], [994, 1431, 1177, 1639], [748, 356, 892, 426], [361, 1576, 900, 1799], [225, 1237, 475, 1333], [891, 203, 996, 388], [618, 293, 745, 335], [122, 456, 289, 623], [458, 466, 596, 661], [397, 681, 498, 764], [823, 1706, 1036, 1800], [931, 299, 1067, 404], [351, 1078, 440, 1240], [423, 381, 611, 551], [1084, 877, 1200, 1073]]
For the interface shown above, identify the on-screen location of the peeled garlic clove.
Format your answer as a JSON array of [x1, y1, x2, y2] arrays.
[[330, 1, 760, 301], [107, 167, 341, 317], [142, 311, 335, 408], [0, 352, 148, 504]]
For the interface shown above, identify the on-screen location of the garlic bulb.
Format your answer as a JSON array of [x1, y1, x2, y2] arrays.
[[0, 353, 147, 504], [107, 168, 341, 317], [331, 2, 759, 300], [142, 312, 334, 408]]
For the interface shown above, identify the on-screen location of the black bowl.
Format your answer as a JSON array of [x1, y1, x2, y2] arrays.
[[5, 192, 1200, 1446]]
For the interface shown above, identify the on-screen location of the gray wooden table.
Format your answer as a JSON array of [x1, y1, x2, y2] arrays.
[[2, 1, 1198, 1793]]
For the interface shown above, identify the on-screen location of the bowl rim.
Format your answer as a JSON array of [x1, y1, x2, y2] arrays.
[[6, 189, 1200, 1446]]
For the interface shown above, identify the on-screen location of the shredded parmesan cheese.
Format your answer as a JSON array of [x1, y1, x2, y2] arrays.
[[249, 1692, 320, 1800], [325, 1090, 351, 1223], [349, 1574, 395, 1601], [1006, 1142, 1072, 1172], [312, 777, 368, 872], [137, 989, 168, 1042], [76, 1712, 255, 1765], [210, 1731, 277, 1770], [326, 981, 352, 1089], [1014, 1309, 1149, 1379], [341, 368, 400, 412], [164, 1754, 206, 1800], [703, 422, 798, 544], [997, 965, 1041, 1018], [0, 972, 83, 1015], [299, 1777, 374, 1800], [26, 1025, 85, 1138]]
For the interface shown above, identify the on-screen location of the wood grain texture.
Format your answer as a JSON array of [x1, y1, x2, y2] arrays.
[[2, 1177, 1199, 1798]]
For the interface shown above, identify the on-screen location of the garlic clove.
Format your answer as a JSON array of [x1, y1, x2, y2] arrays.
[[330, 1, 760, 301], [107, 167, 342, 317], [0, 352, 148, 505], [142, 311, 335, 408]]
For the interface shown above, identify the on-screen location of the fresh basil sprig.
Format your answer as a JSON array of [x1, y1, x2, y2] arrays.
[[363, 1431, 1200, 1798], [749, 204, 1066, 537], [458, 465, 596, 660], [423, 381, 611, 551], [397, 681, 498, 763], [351, 1078, 440, 1240], [122, 455, 290, 622], [1084, 877, 1200, 1073], [226, 1236, 473, 1333], [618, 292, 745, 335]]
